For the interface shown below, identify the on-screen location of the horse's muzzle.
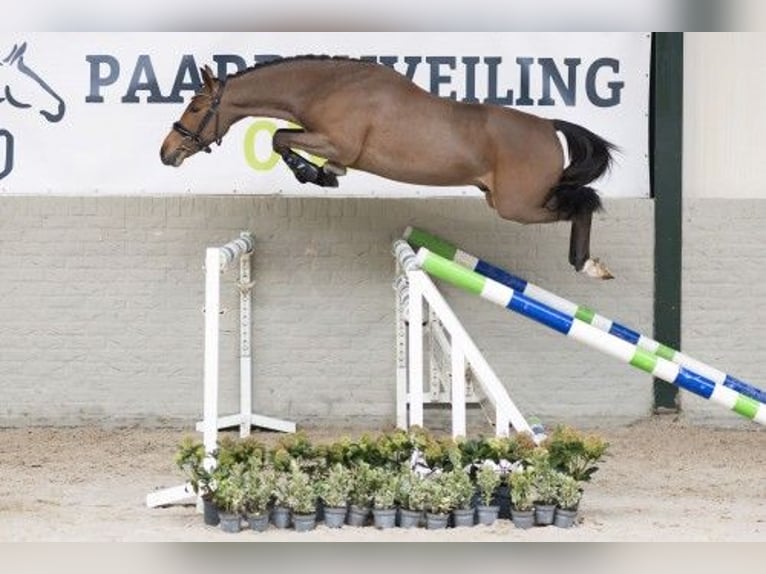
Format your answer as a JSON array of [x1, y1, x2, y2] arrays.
[[160, 148, 184, 167]]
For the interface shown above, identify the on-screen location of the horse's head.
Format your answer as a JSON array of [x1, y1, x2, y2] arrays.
[[160, 65, 228, 167], [0, 42, 66, 123]]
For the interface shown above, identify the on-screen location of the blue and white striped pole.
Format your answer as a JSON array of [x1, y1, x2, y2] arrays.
[[413, 246, 766, 426], [405, 226, 766, 406]]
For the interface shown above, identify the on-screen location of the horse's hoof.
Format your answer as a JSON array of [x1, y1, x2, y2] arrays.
[[317, 169, 339, 187], [295, 164, 320, 183], [282, 152, 321, 183], [581, 258, 614, 280]]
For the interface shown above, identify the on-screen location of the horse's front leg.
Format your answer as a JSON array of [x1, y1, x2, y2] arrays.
[[272, 128, 343, 187], [569, 210, 614, 279]]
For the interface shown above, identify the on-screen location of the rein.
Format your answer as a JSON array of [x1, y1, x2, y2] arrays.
[[172, 79, 226, 153]]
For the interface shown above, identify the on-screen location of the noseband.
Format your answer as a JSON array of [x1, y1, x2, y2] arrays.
[[172, 79, 227, 153]]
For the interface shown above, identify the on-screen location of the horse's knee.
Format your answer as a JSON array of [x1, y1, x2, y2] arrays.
[[272, 128, 303, 153], [272, 134, 289, 154]]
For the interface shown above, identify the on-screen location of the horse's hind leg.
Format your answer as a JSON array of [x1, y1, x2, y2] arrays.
[[272, 128, 343, 187], [570, 211, 614, 279]]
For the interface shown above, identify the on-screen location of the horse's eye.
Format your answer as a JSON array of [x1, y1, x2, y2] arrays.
[[189, 105, 201, 114]]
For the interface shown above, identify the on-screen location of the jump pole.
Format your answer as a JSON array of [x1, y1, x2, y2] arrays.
[[405, 226, 766, 406], [412, 247, 766, 426]]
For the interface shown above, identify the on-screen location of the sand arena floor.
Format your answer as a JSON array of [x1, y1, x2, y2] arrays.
[[0, 416, 763, 542]]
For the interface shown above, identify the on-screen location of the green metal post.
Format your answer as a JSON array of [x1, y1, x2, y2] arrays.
[[652, 32, 683, 412]]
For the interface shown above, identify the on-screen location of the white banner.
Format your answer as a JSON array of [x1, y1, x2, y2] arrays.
[[0, 32, 650, 197]]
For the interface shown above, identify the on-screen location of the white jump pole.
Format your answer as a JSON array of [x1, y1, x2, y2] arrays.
[[450, 342, 467, 438], [394, 274, 410, 430], [202, 244, 221, 466], [408, 271, 425, 428], [396, 241, 425, 428], [239, 248, 253, 438]]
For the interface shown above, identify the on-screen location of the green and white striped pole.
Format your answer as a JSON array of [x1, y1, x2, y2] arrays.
[[413, 246, 766, 426], [405, 226, 766, 406]]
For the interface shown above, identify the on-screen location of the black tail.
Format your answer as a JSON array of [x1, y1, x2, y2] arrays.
[[548, 119, 618, 220]]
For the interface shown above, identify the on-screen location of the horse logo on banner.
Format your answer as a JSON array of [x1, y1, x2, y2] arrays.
[[0, 41, 66, 180]]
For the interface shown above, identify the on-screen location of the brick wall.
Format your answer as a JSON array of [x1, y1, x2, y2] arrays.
[[0, 196, 655, 429], [681, 199, 766, 427]]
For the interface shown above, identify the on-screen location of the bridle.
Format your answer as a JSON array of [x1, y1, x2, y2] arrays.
[[172, 79, 226, 153]]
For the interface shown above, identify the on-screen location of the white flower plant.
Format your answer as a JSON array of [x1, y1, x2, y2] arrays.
[[370, 467, 399, 510], [318, 462, 353, 508]]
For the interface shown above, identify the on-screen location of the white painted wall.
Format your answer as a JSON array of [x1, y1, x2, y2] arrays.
[[682, 33, 766, 426], [684, 33, 766, 199], [0, 196, 654, 431]]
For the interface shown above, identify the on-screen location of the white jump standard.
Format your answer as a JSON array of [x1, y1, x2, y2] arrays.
[[146, 232, 295, 508], [197, 232, 294, 462], [393, 240, 537, 439]]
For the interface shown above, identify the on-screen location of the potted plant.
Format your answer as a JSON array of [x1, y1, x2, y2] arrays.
[[475, 462, 501, 526], [423, 474, 454, 530], [285, 463, 318, 532], [242, 461, 275, 532], [373, 428, 415, 469], [317, 463, 353, 529], [442, 468, 476, 527], [347, 462, 375, 527], [271, 469, 292, 529], [508, 466, 536, 529], [532, 467, 559, 526], [553, 472, 582, 528], [529, 448, 558, 526], [174, 438, 218, 525], [544, 425, 609, 483], [370, 467, 399, 529], [211, 462, 247, 533], [406, 472, 436, 528], [397, 470, 424, 528]]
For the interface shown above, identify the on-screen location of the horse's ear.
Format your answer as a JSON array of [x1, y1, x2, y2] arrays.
[[200, 65, 215, 90], [5, 42, 26, 64]]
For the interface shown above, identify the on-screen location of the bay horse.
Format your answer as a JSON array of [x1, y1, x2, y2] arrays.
[[160, 56, 616, 278]]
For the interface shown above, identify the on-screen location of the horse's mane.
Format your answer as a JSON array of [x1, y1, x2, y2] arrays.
[[228, 55, 365, 80]]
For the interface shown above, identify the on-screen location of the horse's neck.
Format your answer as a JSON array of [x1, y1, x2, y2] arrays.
[[223, 64, 320, 124]]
